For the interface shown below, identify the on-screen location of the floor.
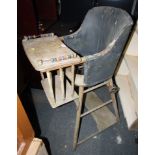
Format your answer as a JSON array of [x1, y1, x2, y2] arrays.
[[30, 86, 138, 155]]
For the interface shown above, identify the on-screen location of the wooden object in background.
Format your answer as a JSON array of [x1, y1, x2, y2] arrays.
[[116, 23, 138, 130], [26, 138, 48, 155], [17, 96, 34, 155]]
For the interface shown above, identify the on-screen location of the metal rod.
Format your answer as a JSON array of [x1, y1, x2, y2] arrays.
[[80, 99, 112, 118], [84, 80, 109, 93]]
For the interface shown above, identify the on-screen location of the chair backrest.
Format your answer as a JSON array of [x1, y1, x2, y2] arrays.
[[64, 6, 133, 86]]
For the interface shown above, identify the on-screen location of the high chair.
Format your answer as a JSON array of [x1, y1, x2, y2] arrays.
[[22, 6, 133, 149]]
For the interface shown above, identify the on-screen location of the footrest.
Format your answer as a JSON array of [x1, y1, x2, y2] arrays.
[[41, 75, 79, 108], [84, 92, 117, 130]]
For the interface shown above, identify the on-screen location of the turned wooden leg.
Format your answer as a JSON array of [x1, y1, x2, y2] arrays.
[[73, 86, 84, 150]]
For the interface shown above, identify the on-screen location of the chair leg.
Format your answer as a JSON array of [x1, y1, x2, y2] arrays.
[[109, 79, 119, 122], [73, 86, 84, 150]]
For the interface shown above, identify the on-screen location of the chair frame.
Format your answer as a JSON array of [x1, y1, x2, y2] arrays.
[[39, 59, 120, 149]]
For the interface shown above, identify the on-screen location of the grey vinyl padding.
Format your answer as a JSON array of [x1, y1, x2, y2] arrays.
[[64, 6, 133, 86]]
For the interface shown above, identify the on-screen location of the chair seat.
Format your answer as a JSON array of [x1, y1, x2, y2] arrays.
[[65, 67, 85, 86]]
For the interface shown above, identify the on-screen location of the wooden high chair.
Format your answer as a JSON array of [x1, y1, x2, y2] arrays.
[[22, 6, 133, 149]]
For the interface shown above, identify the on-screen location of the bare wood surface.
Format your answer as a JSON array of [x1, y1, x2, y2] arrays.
[[77, 121, 117, 146], [116, 75, 138, 129], [116, 24, 138, 130], [125, 55, 138, 91], [60, 68, 65, 100], [26, 138, 48, 155], [125, 23, 138, 56], [46, 71, 56, 106], [124, 55, 138, 108], [40, 72, 44, 80], [17, 96, 34, 155], [22, 35, 84, 72], [84, 80, 109, 93], [117, 59, 129, 75], [73, 86, 84, 149], [71, 65, 75, 95], [80, 99, 112, 118]]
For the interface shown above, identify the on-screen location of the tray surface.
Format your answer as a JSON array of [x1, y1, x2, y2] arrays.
[[22, 35, 80, 71]]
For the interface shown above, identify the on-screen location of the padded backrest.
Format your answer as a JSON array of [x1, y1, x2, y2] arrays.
[[64, 6, 133, 86], [64, 6, 133, 56]]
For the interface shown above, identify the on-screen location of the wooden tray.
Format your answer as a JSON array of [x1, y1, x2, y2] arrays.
[[22, 35, 81, 72]]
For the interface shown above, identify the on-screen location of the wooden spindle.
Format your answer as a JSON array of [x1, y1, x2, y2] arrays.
[[59, 68, 65, 100], [57, 69, 60, 76], [40, 72, 44, 80], [46, 71, 55, 104], [71, 65, 75, 96]]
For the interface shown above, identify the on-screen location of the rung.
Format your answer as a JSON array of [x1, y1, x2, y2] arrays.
[[80, 99, 112, 118], [77, 121, 116, 146], [84, 80, 109, 93], [77, 128, 106, 146]]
